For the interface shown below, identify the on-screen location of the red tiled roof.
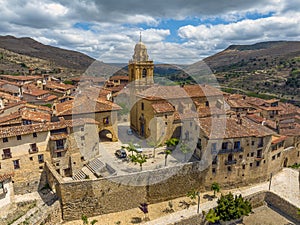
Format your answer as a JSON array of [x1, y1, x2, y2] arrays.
[[55, 95, 121, 116], [109, 75, 129, 81], [45, 81, 74, 90], [23, 87, 49, 96], [152, 102, 175, 114], [271, 135, 287, 144], [183, 84, 224, 98], [0, 75, 41, 81], [0, 118, 99, 138], [0, 173, 14, 182], [199, 117, 274, 139]]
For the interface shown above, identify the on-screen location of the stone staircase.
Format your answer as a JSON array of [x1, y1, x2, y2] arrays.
[[72, 169, 86, 180], [72, 158, 114, 180], [86, 158, 106, 177]]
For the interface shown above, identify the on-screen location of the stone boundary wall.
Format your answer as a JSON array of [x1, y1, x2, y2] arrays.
[[265, 191, 300, 223], [44, 161, 276, 221]]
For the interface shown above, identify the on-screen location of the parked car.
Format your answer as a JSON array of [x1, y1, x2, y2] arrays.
[[115, 149, 127, 158], [133, 143, 143, 153], [127, 128, 133, 135]]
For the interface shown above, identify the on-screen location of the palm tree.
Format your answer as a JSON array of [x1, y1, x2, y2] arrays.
[[211, 182, 220, 197]]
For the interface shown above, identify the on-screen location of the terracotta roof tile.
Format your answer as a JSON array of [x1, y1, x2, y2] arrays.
[[152, 102, 175, 114], [45, 81, 74, 90], [109, 75, 129, 81], [271, 135, 287, 144], [55, 95, 121, 116], [199, 117, 274, 139], [0, 118, 99, 138], [0, 173, 14, 182]]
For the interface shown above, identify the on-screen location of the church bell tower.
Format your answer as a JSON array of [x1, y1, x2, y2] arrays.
[[128, 33, 154, 89]]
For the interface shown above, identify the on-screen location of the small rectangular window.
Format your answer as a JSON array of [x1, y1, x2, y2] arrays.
[[272, 155, 276, 160], [256, 161, 260, 167], [277, 152, 281, 158], [17, 135, 22, 140], [222, 142, 228, 150], [141, 102, 144, 110], [38, 154, 44, 163], [234, 141, 241, 149], [13, 160, 20, 169], [3, 137, 8, 143], [33, 133, 37, 138]]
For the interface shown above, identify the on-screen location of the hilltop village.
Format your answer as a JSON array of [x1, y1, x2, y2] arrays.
[[0, 39, 299, 223]]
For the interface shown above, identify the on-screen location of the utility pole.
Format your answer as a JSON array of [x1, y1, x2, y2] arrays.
[[269, 173, 273, 190], [197, 191, 200, 214]]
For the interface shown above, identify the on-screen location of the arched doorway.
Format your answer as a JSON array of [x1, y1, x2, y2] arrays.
[[99, 129, 113, 142], [283, 157, 288, 167]]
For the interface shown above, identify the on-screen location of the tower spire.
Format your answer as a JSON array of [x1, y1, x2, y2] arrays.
[[139, 31, 142, 42]]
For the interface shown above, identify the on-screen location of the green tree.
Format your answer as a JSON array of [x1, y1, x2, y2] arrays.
[[82, 215, 88, 225], [129, 153, 147, 171], [205, 209, 220, 223], [211, 182, 220, 197], [208, 193, 252, 222], [187, 189, 201, 213], [81, 215, 98, 225], [164, 138, 179, 166], [147, 136, 163, 158], [165, 137, 179, 149], [180, 142, 192, 162]]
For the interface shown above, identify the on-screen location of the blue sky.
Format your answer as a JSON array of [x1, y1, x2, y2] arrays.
[[0, 0, 299, 64]]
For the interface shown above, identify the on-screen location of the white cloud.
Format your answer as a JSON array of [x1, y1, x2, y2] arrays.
[[0, 0, 299, 64]]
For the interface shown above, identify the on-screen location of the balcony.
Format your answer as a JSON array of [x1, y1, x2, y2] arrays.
[[255, 155, 263, 161], [28, 147, 39, 154], [218, 148, 244, 154], [2, 153, 12, 159], [225, 159, 237, 165], [54, 145, 67, 153]]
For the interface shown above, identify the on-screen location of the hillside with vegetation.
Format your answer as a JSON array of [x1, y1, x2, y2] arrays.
[[0, 35, 122, 78], [203, 41, 300, 102]]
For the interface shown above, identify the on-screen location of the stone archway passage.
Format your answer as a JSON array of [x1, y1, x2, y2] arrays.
[[99, 129, 113, 142]]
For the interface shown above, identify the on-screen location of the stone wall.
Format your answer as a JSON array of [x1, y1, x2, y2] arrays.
[[265, 191, 300, 223], [47, 161, 277, 221]]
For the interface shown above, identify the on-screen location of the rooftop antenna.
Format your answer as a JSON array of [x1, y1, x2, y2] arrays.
[[139, 31, 142, 42]]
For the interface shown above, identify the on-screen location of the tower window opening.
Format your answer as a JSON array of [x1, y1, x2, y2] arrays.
[[142, 68, 147, 78]]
